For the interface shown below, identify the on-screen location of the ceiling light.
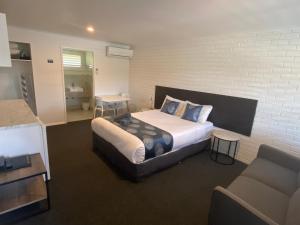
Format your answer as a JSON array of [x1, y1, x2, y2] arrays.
[[86, 26, 95, 33]]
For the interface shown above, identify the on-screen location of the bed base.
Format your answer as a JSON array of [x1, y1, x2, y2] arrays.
[[93, 132, 211, 181]]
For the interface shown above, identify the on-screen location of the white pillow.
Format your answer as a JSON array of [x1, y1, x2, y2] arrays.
[[185, 101, 213, 123], [161, 95, 186, 117]]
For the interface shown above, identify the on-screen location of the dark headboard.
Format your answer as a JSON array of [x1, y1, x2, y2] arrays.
[[155, 86, 258, 136]]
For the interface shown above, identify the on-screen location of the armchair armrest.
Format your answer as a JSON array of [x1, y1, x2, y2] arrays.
[[208, 186, 278, 225], [257, 144, 300, 172]]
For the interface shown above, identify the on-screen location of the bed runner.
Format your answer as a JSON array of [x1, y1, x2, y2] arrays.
[[112, 114, 174, 160]]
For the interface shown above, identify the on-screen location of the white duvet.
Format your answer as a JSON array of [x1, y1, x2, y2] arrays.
[[91, 110, 213, 164]]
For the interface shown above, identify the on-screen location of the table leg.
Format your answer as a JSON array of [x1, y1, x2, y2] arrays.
[[215, 138, 220, 161], [228, 141, 232, 156], [228, 141, 233, 165], [232, 141, 238, 165], [45, 172, 51, 210], [211, 136, 216, 152], [126, 101, 129, 112], [114, 105, 117, 117]]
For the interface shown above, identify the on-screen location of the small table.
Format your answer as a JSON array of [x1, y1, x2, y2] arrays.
[[209, 130, 240, 165], [96, 95, 130, 116]]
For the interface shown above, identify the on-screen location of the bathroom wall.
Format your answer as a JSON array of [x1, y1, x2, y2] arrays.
[[7, 26, 130, 125], [64, 75, 93, 110], [63, 49, 94, 110]]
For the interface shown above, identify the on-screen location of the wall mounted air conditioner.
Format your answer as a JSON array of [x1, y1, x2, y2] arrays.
[[106, 46, 133, 58]]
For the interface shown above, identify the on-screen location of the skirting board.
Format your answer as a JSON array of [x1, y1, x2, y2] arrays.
[[45, 121, 66, 127]]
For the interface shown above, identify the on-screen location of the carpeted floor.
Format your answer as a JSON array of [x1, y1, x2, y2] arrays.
[[11, 120, 246, 225]]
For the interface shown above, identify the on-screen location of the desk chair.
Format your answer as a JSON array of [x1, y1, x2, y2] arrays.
[[94, 97, 116, 118]]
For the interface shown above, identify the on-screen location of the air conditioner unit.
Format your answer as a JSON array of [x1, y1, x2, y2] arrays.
[[106, 46, 133, 58]]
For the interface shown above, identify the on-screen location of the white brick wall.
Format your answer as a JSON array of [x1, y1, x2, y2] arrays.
[[129, 29, 300, 164]]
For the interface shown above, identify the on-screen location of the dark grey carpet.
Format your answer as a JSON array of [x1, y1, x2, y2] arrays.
[[11, 120, 246, 225]]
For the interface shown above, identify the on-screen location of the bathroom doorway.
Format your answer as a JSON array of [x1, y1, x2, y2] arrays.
[[62, 48, 94, 122]]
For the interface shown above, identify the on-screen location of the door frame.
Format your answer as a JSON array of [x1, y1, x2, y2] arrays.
[[60, 46, 96, 123]]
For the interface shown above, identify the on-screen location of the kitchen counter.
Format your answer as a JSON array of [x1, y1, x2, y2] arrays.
[[0, 99, 39, 130], [0, 99, 50, 176]]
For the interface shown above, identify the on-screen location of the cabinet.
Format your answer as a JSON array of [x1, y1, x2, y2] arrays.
[[0, 13, 11, 67]]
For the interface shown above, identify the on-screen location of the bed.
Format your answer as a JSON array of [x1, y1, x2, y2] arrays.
[[92, 109, 213, 163], [92, 86, 258, 180]]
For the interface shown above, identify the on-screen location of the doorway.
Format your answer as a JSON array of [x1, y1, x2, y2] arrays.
[[62, 48, 94, 122]]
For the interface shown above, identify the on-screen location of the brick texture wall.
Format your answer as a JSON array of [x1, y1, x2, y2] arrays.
[[129, 29, 300, 163]]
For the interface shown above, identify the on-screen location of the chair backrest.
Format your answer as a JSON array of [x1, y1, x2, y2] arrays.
[[95, 96, 115, 108], [120, 93, 129, 98], [95, 97, 103, 106]]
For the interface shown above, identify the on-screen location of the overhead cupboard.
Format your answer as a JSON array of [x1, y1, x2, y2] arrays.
[[0, 13, 11, 67]]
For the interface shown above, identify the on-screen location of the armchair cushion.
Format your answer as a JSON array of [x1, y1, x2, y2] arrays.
[[242, 158, 298, 196], [228, 176, 289, 225], [285, 188, 300, 225], [209, 186, 276, 225], [209, 145, 300, 225]]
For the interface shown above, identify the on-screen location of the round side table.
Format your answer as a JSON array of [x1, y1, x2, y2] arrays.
[[209, 130, 240, 165]]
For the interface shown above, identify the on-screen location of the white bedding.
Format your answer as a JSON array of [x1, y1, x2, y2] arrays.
[[91, 110, 213, 164]]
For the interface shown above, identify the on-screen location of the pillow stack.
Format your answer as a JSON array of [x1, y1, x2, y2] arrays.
[[160, 95, 213, 123]]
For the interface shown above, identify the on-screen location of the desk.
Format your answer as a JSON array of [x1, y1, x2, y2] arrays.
[[95, 95, 130, 116]]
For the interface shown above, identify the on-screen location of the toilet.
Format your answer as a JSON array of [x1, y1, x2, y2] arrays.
[[82, 102, 90, 111]]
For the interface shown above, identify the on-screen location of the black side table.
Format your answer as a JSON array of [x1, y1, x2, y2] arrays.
[[209, 130, 240, 165]]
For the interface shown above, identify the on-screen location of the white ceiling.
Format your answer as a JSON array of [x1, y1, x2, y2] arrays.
[[1, 0, 300, 46]]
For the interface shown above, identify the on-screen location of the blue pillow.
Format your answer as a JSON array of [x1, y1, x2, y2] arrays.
[[181, 103, 203, 122], [161, 99, 179, 115]]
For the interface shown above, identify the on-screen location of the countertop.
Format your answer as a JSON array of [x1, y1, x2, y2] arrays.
[[0, 99, 39, 130]]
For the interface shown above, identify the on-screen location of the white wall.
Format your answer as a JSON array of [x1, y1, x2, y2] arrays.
[[0, 13, 11, 67], [7, 26, 129, 125], [0, 67, 20, 100], [0, 60, 33, 100], [129, 29, 300, 164]]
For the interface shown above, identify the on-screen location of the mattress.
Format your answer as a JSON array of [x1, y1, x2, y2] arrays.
[[91, 110, 213, 164]]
